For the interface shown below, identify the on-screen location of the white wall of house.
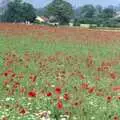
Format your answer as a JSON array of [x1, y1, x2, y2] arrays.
[[36, 16, 44, 22], [80, 24, 90, 28]]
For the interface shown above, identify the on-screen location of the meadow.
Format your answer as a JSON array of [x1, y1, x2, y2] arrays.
[[0, 23, 120, 120]]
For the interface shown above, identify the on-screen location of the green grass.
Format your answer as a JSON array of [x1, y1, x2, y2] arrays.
[[0, 35, 120, 120]]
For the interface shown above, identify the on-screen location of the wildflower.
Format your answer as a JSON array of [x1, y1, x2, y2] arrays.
[[29, 74, 37, 82], [110, 72, 117, 80], [4, 72, 8, 77], [112, 86, 120, 91], [64, 93, 69, 101], [28, 90, 36, 97], [3, 69, 13, 77], [57, 100, 63, 110], [60, 114, 69, 119], [87, 55, 94, 67], [19, 86, 26, 94], [81, 83, 89, 89], [13, 82, 20, 89], [47, 92, 52, 97], [113, 115, 119, 120], [51, 84, 55, 88], [60, 118, 67, 120], [106, 96, 112, 102], [55, 87, 61, 94], [74, 102, 79, 106], [88, 87, 95, 94], [11, 73, 16, 78], [58, 96, 63, 100], [3, 80, 9, 86], [19, 108, 26, 115]]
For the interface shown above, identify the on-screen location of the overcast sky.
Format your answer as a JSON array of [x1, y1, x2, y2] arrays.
[[25, 0, 120, 8]]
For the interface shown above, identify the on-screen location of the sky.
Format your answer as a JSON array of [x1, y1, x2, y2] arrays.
[[25, 0, 120, 8]]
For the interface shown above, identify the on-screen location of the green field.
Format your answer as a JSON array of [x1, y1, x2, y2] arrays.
[[0, 32, 120, 120]]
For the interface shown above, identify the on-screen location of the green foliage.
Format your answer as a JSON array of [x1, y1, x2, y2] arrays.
[[35, 8, 46, 16], [80, 4, 96, 18], [102, 19, 120, 27], [101, 7, 115, 19], [74, 5, 118, 27], [45, 0, 73, 25], [1, 0, 36, 22]]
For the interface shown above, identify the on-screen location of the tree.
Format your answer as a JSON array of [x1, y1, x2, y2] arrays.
[[102, 7, 116, 19], [95, 5, 103, 16], [2, 0, 36, 22], [45, 0, 73, 25], [36, 8, 45, 16], [80, 4, 96, 18], [74, 7, 81, 19], [22, 2, 36, 22]]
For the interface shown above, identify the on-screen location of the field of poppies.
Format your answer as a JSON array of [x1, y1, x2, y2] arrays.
[[0, 23, 120, 120]]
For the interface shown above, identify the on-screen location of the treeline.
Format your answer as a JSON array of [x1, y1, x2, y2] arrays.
[[0, 0, 36, 22], [0, 0, 120, 27], [74, 5, 120, 27]]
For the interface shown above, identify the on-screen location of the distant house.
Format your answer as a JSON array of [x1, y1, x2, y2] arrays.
[[80, 24, 90, 28], [69, 22, 74, 27], [35, 16, 59, 26], [80, 24, 97, 28], [35, 16, 49, 23]]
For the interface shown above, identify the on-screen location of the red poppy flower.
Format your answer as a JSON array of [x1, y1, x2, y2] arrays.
[[12, 73, 16, 78], [3, 80, 9, 86], [4, 72, 8, 77], [19, 108, 26, 115], [29, 74, 37, 82], [3, 69, 13, 77], [57, 101, 63, 110], [110, 72, 117, 80], [20, 86, 26, 94], [64, 93, 69, 101], [106, 96, 112, 102], [88, 87, 95, 94], [55, 87, 61, 94], [73, 102, 79, 107], [13, 82, 20, 89], [81, 83, 89, 89], [28, 90, 36, 97], [47, 92, 52, 97], [113, 115, 119, 120], [112, 86, 120, 91]]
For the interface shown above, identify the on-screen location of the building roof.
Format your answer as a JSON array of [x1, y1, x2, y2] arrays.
[[40, 16, 49, 21], [36, 16, 49, 22]]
